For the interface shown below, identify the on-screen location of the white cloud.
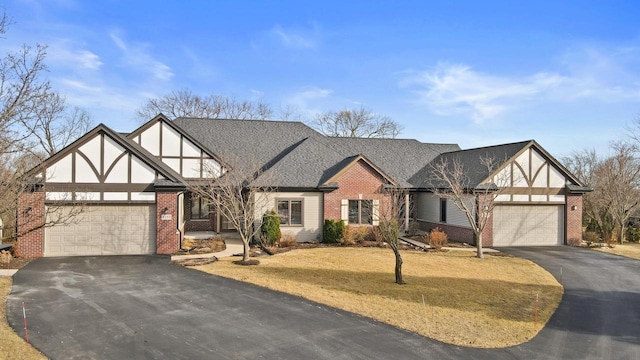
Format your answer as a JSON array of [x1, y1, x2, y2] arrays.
[[400, 63, 567, 123], [270, 23, 320, 50], [401, 45, 640, 124], [283, 86, 332, 117], [47, 39, 103, 70], [109, 30, 173, 81]]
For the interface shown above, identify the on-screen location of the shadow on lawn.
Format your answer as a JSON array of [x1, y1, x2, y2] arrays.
[[255, 265, 561, 323]]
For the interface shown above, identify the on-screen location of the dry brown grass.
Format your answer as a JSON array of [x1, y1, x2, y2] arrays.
[[594, 242, 640, 260], [194, 247, 562, 348], [0, 277, 46, 360]]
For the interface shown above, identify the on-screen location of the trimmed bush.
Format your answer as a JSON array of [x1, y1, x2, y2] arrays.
[[323, 219, 345, 243], [279, 232, 298, 247], [428, 227, 448, 251], [342, 226, 370, 245], [261, 210, 281, 245]]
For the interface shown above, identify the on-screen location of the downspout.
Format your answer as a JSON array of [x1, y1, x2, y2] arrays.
[[176, 192, 184, 249]]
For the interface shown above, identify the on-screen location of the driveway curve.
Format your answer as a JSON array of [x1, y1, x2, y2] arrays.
[[7, 247, 640, 359]]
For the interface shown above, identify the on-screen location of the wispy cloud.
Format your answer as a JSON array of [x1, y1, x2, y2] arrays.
[[283, 86, 332, 117], [47, 39, 102, 70], [401, 45, 640, 123], [270, 23, 320, 50], [109, 30, 173, 81]]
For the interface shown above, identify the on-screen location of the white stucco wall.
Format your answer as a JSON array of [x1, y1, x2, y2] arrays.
[[255, 191, 323, 242]]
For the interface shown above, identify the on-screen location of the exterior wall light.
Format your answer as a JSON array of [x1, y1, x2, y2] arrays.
[[571, 205, 578, 211]]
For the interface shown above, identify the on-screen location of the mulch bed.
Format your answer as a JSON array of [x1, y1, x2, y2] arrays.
[[173, 237, 226, 255]]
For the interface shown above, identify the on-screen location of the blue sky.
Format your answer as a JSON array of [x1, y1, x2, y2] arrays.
[[3, 0, 640, 157]]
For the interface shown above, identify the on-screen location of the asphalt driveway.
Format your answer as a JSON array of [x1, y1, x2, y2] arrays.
[[6, 247, 640, 359]]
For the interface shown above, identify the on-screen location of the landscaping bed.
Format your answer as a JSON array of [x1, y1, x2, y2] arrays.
[[193, 247, 562, 348], [172, 237, 226, 255]]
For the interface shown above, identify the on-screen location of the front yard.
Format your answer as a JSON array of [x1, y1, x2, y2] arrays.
[[593, 242, 640, 260], [0, 277, 46, 360], [193, 247, 563, 348]]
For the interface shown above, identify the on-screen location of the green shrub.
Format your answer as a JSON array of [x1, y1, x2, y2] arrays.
[[626, 227, 640, 243], [428, 227, 448, 251], [323, 219, 345, 243], [261, 210, 281, 245]]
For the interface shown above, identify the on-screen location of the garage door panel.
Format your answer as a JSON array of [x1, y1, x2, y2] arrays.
[[44, 205, 156, 256], [493, 205, 563, 246]]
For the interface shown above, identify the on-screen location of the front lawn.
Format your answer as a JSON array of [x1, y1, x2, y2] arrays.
[[593, 242, 640, 260], [193, 247, 562, 348], [0, 277, 46, 360]]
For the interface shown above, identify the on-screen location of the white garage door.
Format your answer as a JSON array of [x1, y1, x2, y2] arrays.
[[493, 205, 564, 246], [44, 205, 156, 256]]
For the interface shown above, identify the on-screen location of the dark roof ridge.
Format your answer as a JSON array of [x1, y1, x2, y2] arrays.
[[439, 140, 533, 155]]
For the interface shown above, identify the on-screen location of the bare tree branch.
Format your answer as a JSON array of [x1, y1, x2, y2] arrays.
[[188, 159, 276, 263], [429, 155, 510, 259], [136, 88, 274, 121], [311, 107, 401, 138]]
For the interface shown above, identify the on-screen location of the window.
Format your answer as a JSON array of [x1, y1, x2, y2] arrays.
[[349, 200, 373, 225], [277, 199, 302, 226], [439, 198, 447, 223], [191, 196, 210, 220]]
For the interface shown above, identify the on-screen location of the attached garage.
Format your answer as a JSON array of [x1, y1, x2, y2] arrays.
[[493, 205, 564, 246], [44, 205, 157, 256]]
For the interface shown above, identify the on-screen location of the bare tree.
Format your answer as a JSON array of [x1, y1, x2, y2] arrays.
[[563, 149, 614, 242], [188, 160, 275, 263], [0, 11, 89, 244], [598, 142, 640, 244], [378, 187, 411, 284], [136, 88, 274, 121], [429, 156, 510, 259], [29, 91, 93, 156], [312, 107, 401, 138]]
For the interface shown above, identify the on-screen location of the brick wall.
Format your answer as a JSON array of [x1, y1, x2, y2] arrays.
[[417, 220, 475, 243], [566, 194, 583, 244], [16, 191, 45, 258], [323, 160, 390, 222], [156, 192, 181, 254]]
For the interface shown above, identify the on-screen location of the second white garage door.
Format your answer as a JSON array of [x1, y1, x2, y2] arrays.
[[44, 205, 156, 256], [493, 205, 564, 246]]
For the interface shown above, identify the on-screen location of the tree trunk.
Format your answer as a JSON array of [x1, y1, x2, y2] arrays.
[[393, 248, 404, 285], [476, 232, 484, 259], [242, 238, 250, 262], [620, 224, 626, 245]]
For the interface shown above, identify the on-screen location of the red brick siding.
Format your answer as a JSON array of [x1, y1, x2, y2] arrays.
[[184, 194, 217, 232], [323, 160, 391, 223], [479, 196, 494, 247], [16, 191, 45, 258], [417, 220, 475, 243], [156, 192, 181, 254], [566, 194, 583, 244]]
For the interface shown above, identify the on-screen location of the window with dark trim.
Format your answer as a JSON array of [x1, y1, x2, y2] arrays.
[[191, 196, 210, 220], [277, 199, 303, 226], [439, 198, 447, 223], [349, 199, 373, 224]]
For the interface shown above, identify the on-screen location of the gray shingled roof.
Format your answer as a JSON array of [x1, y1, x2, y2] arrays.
[[172, 118, 320, 167], [171, 118, 536, 190], [321, 137, 460, 187], [409, 140, 532, 189]]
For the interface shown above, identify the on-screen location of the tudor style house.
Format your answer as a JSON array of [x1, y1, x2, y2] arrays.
[[16, 114, 588, 257]]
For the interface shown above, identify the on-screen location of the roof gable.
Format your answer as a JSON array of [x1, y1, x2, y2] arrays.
[[28, 123, 183, 184], [322, 154, 397, 186]]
